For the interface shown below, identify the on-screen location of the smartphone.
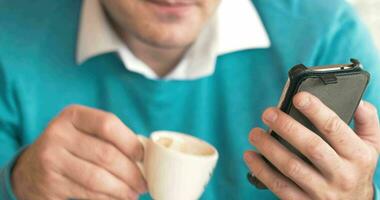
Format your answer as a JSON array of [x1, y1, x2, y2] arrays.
[[247, 59, 370, 187], [271, 58, 370, 161]]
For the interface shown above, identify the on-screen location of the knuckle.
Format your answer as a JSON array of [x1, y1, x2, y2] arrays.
[[336, 173, 356, 191], [270, 178, 289, 194], [357, 150, 376, 166], [38, 149, 55, 171], [332, 166, 347, 181], [102, 177, 131, 199], [285, 157, 303, 178], [85, 169, 103, 189], [307, 137, 325, 161], [97, 145, 118, 165], [305, 100, 321, 115], [339, 179, 356, 192], [323, 115, 342, 135], [43, 126, 67, 146], [45, 123, 60, 135], [99, 113, 119, 133], [44, 123, 62, 140], [253, 163, 266, 178], [61, 104, 80, 118], [42, 132, 55, 144], [280, 119, 297, 133]]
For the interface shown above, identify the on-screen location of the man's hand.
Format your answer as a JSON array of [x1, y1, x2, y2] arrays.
[[11, 105, 147, 200], [244, 92, 380, 200]]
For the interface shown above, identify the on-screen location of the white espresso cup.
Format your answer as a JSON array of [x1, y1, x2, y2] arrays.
[[137, 130, 219, 200]]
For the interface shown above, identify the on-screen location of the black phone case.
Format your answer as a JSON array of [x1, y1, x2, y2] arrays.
[[247, 59, 370, 188], [271, 59, 370, 161]]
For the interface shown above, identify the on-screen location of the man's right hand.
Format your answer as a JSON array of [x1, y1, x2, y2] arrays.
[[11, 105, 147, 200]]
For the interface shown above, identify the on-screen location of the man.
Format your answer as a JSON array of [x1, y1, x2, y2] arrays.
[[0, 0, 380, 199]]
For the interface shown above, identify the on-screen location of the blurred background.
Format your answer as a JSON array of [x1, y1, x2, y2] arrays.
[[349, 0, 380, 49]]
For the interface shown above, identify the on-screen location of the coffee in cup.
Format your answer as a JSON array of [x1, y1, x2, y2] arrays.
[[137, 131, 218, 200]]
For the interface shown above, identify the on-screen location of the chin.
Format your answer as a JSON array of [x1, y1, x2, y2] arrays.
[[136, 26, 200, 49], [143, 38, 194, 49], [153, 37, 196, 49]]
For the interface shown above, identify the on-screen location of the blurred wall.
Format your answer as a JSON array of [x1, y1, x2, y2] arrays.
[[348, 0, 380, 49]]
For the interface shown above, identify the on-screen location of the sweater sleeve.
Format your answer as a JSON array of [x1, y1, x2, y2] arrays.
[[374, 183, 380, 200], [0, 60, 22, 199], [0, 149, 25, 200]]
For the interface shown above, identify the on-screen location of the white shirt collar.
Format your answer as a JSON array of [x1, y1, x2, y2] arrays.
[[77, 0, 271, 80]]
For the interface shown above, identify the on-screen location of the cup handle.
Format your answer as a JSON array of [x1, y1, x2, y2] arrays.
[[137, 135, 148, 178]]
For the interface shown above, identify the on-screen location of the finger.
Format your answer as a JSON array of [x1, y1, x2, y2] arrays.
[[354, 101, 380, 152], [62, 128, 147, 194], [57, 148, 139, 200], [261, 108, 342, 176], [61, 105, 143, 161], [51, 171, 117, 200], [249, 128, 326, 197], [292, 92, 367, 158], [244, 151, 310, 200]]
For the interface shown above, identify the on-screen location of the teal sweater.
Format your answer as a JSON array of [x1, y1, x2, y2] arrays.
[[1, 0, 380, 199]]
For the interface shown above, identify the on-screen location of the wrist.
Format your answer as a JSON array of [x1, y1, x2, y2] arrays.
[[10, 147, 30, 200], [11, 163, 24, 199]]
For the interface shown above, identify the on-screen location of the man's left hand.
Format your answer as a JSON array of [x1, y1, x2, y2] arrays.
[[244, 92, 380, 200]]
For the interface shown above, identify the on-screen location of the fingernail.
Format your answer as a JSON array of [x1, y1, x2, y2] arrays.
[[249, 131, 255, 142], [263, 109, 278, 123], [359, 100, 364, 107], [249, 129, 262, 143], [244, 151, 254, 163], [295, 95, 310, 109]]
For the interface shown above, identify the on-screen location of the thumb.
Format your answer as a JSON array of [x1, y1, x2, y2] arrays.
[[354, 100, 380, 152]]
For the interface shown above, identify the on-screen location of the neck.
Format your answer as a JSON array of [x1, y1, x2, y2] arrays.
[[121, 34, 188, 77], [105, 15, 188, 77], [102, 5, 190, 77]]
